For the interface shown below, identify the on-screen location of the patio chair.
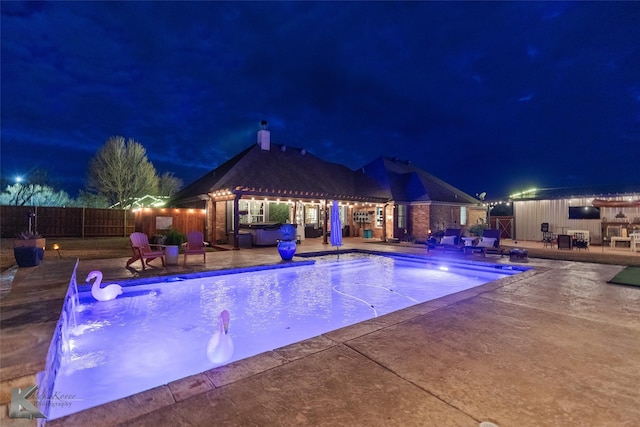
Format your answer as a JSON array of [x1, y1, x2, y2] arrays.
[[126, 232, 166, 270], [631, 232, 640, 253], [572, 232, 589, 251], [438, 228, 462, 252], [542, 231, 555, 248], [464, 229, 502, 257], [184, 230, 207, 265]]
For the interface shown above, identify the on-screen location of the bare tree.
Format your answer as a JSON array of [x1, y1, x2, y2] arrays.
[[157, 172, 183, 197], [87, 136, 159, 207], [1, 183, 71, 207], [5, 169, 51, 206]]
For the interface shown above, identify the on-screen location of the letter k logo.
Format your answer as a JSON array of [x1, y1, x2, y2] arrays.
[[10, 385, 47, 419]]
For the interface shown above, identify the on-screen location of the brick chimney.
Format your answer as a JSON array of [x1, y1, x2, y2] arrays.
[[257, 120, 270, 151]]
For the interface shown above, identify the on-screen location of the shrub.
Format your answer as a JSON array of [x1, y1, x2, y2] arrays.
[[468, 224, 488, 237], [18, 231, 43, 240], [163, 228, 186, 246]]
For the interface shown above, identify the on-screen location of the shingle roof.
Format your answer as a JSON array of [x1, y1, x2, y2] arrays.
[[361, 157, 480, 204], [171, 143, 388, 205]]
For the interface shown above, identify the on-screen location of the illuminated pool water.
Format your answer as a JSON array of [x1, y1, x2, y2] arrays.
[[48, 252, 525, 419]]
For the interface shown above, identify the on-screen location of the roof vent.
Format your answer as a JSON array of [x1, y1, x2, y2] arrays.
[[257, 120, 270, 151], [301, 149, 306, 155], [281, 145, 286, 152]]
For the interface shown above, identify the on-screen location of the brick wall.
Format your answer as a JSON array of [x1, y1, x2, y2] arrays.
[[422, 204, 487, 237], [410, 204, 431, 240], [215, 201, 227, 243], [429, 204, 460, 233], [467, 208, 487, 230]]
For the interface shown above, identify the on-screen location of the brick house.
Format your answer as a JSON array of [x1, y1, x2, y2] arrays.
[[169, 122, 485, 248]]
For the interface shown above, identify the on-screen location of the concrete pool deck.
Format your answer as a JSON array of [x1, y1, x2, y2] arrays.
[[1, 238, 640, 426]]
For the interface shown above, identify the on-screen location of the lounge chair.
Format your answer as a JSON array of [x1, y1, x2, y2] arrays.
[[184, 230, 207, 265], [126, 232, 166, 270], [464, 229, 502, 256], [438, 228, 462, 252]]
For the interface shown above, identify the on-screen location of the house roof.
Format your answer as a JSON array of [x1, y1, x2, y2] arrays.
[[361, 157, 481, 205], [507, 184, 640, 201], [171, 143, 389, 205]]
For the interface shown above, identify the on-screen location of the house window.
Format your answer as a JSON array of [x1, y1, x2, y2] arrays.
[[376, 207, 383, 227], [460, 207, 467, 225], [305, 205, 318, 226], [239, 200, 264, 224], [397, 204, 406, 228]]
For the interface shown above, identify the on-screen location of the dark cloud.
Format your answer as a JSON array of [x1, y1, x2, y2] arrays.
[[2, 2, 639, 199]]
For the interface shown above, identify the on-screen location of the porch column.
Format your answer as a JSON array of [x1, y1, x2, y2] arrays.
[[323, 199, 329, 244], [382, 203, 388, 242], [210, 198, 216, 245], [233, 194, 240, 250]]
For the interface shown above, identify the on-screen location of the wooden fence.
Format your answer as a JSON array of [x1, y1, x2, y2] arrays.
[[1, 205, 136, 238], [134, 208, 206, 238], [1, 205, 206, 240]]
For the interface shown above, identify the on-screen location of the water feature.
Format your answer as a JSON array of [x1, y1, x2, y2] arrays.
[[47, 252, 526, 420]]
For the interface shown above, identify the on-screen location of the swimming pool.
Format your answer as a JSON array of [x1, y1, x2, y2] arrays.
[[47, 252, 525, 419]]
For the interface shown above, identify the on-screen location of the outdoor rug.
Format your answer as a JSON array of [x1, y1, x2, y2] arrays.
[[607, 266, 640, 287]]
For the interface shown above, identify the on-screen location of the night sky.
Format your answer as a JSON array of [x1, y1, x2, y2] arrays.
[[2, 1, 639, 200]]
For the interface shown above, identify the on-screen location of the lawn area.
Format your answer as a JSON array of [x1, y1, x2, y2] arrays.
[[1, 237, 133, 272]]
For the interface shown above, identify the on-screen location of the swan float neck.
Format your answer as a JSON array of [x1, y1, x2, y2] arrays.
[[207, 309, 234, 364], [220, 309, 230, 334]]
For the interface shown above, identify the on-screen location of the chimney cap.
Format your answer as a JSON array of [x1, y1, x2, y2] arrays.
[[260, 120, 268, 129]]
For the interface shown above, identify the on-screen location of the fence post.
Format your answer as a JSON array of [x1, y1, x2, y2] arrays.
[[82, 207, 85, 238]]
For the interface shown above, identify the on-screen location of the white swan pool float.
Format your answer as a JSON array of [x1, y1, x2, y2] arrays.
[[207, 310, 234, 364], [86, 270, 122, 301]]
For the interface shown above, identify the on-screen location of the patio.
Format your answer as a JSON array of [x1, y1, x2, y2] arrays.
[[1, 238, 639, 426]]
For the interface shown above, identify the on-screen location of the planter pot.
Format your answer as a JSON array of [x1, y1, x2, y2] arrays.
[[164, 245, 180, 265], [277, 240, 297, 261], [13, 238, 46, 267]]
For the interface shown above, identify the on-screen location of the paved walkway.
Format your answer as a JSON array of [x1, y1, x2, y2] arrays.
[[1, 238, 639, 426]]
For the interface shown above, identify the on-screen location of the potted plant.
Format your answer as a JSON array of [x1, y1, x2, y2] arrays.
[[468, 224, 488, 237], [14, 231, 46, 267], [163, 228, 186, 265], [277, 223, 297, 261]]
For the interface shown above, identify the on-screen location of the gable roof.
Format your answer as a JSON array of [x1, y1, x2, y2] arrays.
[[171, 143, 388, 205], [361, 157, 480, 204]]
